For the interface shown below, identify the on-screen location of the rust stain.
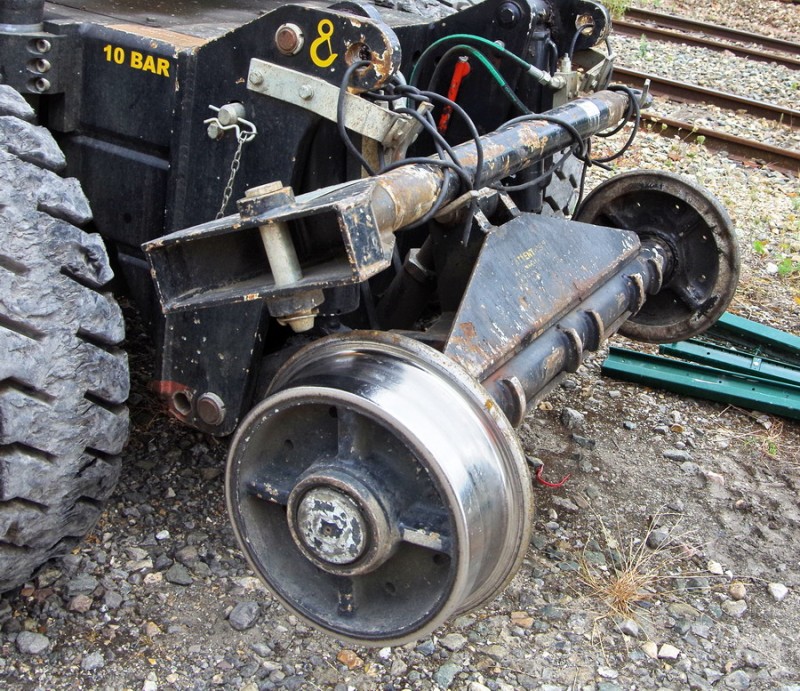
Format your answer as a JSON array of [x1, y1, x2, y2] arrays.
[[459, 322, 477, 339], [148, 380, 192, 421], [543, 349, 562, 375]]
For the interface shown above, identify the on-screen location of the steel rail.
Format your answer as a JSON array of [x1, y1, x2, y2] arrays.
[[614, 67, 800, 128], [613, 19, 800, 70], [623, 8, 800, 56], [637, 112, 800, 175]]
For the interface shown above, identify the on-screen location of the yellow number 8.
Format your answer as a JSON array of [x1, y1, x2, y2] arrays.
[[310, 19, 338, 68]]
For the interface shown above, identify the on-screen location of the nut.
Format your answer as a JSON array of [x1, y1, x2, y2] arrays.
[[275, 23, 304, 56]]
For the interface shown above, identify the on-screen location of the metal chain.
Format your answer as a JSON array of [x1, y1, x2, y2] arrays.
[[216, 131, 251, 219]]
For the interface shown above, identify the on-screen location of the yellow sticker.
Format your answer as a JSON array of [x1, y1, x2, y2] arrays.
[[309, 19, 338, 68], [103, 44, 170, 77]]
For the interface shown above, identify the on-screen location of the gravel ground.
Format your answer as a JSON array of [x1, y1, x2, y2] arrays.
[[632, 0, 800, 43], [610, 34, 800, 110], [612, 16, 800, 155], [613, 0, 800, 154], [2, 2, 800, 690]]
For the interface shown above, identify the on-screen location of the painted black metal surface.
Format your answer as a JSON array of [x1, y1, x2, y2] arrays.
[[443, 213, 640, 379], [3, 0, 626, 437]]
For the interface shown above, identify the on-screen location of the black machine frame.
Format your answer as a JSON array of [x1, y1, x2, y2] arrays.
[[0, 0, 741, 644]]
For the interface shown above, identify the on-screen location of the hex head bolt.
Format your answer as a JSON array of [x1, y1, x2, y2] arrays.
[[244, 182, 323, 332]]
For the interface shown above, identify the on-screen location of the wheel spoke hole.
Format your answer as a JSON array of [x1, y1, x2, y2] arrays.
[[433, 553, 450, 567]]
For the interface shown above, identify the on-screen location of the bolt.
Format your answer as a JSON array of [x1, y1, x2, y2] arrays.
[[249, 70, 264, 86], [298, 84, 314, 100], [33, 77, 50, 93], [246, 181, 285, 198], [206, 122, 224, 140], [33, 58, 51, 73], [196, 392, 226, 426], [244, 183, 323, 333], [275, 23, 304, 56], [498, 2, 521, 27], [34, 38, 51, 53]]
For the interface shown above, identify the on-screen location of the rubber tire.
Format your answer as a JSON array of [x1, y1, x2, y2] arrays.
[[540, 149, 583, 218], [0, 86, 130, 591]]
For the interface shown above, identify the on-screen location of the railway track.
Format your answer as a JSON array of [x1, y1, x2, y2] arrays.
[[622, 8, 800, 56], [614, 67, 800, 128], [636, 112, 800, 174], [609, 10, 800, 174], [614, 8, 800, 70]]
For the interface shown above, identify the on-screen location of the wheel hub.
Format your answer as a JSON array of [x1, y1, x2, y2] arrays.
[[287, 466, 398, 574], [293, 486, 367, 565], [574, 170, 739, 343]]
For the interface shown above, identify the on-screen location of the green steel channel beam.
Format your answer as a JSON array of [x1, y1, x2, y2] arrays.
[[660, 341, 800, 389], [706, 313, 800, 368], [602, 347, 800, 420]]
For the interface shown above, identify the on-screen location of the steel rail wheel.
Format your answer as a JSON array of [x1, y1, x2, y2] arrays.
[[575, 170, 739, 343], [226, 332, 532, 645]]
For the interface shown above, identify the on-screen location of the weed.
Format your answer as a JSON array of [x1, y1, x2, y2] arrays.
[[576, 511, 698, 627], [722, 410, 798, 464], [603, 0, 631, 18], [777, 257, 800, 278], [638, 34, 650, 59], [752, 239, 768, 255]]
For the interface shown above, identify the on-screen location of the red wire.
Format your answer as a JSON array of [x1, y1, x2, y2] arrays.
[[535, 464, 571, 488], [437, 58, 471, 134]]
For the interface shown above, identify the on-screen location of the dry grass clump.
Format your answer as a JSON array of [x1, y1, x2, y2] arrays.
[[715, 409, 800, 466], [577, 511, 699, 628]]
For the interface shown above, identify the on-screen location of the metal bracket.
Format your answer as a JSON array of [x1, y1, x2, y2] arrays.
[[0, 29, 73, 94], [247, 59, 420, 151]]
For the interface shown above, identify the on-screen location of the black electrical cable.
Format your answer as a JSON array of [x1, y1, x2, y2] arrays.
[[575, 138, 592, 210], [395, 84, 485, 189], [460, 196, 478, 247], [546, 39, 558, 75], [337, 60, 377, 177], [591, 84, 641, 164], [487, 112, 589, 192], [568, 20, 595, 59], [489, 149, 573, 192], [393, 105, 466, 176], [596, 85, 636, 139], [425, 45, 531, 117], [379, 154, 471, 230]]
